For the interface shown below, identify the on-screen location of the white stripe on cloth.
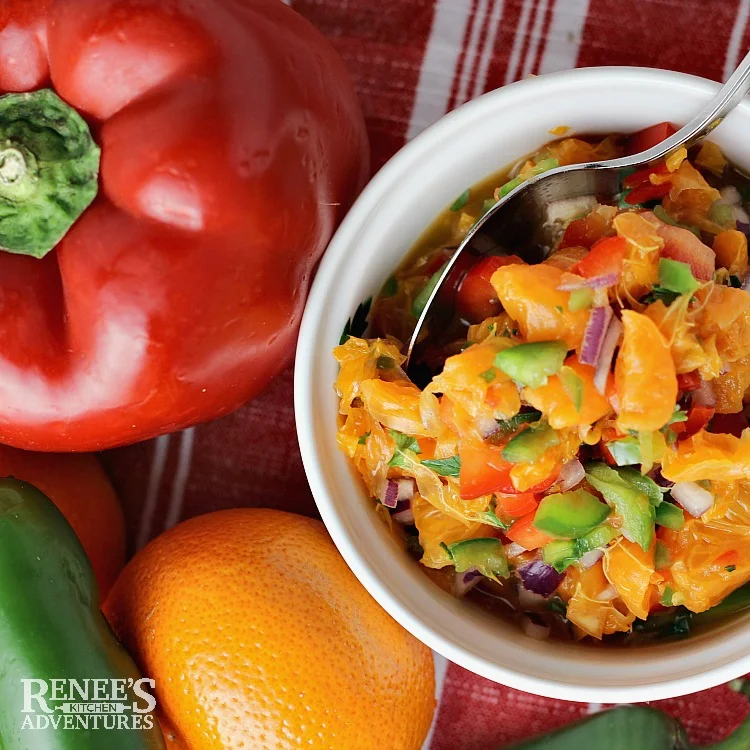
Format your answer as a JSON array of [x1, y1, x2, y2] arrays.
[[422, 652, 450, 750], [163, 427, 196, 531], [723, 0, 750, 81], [504, 0, 536, 84], [537, 0, 590, 75], [470, 0, 506, 101], [136, 434, 171, 550], [406, 0, 474, 140], [521, 0, 550, 79], [454, 0, 490, 107]]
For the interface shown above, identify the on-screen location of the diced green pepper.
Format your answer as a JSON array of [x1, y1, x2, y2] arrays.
[[617, 466, 663, 506], [584, 462, 655, 551], [442, 538, 509, 582], [533, 489, 610, 539], [655, 501, 684, 530], [502, 422, 560, 463], [485, 410, 542, 443], [559, 366, 583, 411], [542, 525, 619, 572], [497, 176, 524, 199], [568, 288, 593, 312], [658, 258, 700, 296], [412, 263, 447, 318], [654, 540, 671, 570], [606, 437, 641, 466], [494, 341, 568, 388], [709, 201, 735, 228]]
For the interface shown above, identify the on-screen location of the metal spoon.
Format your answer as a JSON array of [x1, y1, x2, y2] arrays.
[[405, 50, 750, 379]]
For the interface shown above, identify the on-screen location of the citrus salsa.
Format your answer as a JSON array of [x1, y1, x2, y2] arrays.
[[334, 123, 750, 642]]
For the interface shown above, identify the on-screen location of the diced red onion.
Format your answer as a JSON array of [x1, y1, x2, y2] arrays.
[[504, 542, 527, 557], [738, 221, 750, 237], [671, 481, 715, 517], [521, 616, 550, 640], [518, 560, 565, 597], [558, 458, 585, 492], [518, 585, 548, 609], [453, 568, 483, 597], [380, 479, 399, 508], [478, 415, 501, 438], [580, 306, 613, 366], [391, 499, 415, 524], [594, 315, 623, 394], [720, 185, 742, 205], [579, 548, 604, 570], [596, 584, 619, 602], [558, 273, 619, 291], [396, 478, 415, 501], [692, 380, 716, 409], [649, 466, 674, 488]]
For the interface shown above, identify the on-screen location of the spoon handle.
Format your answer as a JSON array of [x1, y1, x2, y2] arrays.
[[601, 49, 750, 170]]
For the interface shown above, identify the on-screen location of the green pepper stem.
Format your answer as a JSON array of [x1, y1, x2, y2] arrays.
[[0, 147, 26, 185]]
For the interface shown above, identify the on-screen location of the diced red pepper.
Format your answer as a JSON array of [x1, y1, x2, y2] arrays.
[[677, 371, 702, 392], [623, 161, 670, 189], [569, 236, 628, 279], [675, 403, 715, 439], [709, 412, 750, 438], [495, 493, 538, 518], [624, 182, 671, 205], [459, 442, 515, 499], [506, 511, 553, 550], [457, 255, 524, 322], [459, 442, 558, 498], [627, 122, 677, 155]]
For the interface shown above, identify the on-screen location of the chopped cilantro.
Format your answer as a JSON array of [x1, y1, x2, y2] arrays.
[[421, 455, 461, 477], [388, 429, 421, 467], [340, 297, 372, 344], [450, 189, 470, 212], [727, 565, 737, 573], [642, 285, 681, 306], [376, 355, 395, 369], [357, 431, 371, 445], [547, 597, 567, 615], [479, 367, 496, 383], [478, 498, 510, 530], [665, 407, 688, 426], [382, 276, 398, 296], [661, 586, 675, 607], [485, 410, 542, 442], [555, 305, 563, 313]]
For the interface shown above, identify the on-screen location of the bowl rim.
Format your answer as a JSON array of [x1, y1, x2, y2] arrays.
[[294, 65, 750, 702]]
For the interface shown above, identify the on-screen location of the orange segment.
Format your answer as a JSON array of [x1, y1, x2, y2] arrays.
[[491, 264, 588, 348], [603, 538, 656, 620], [615, 310, 678, 432], [714, 229, 749, 278], [523, 355, 612, 429], [661, 428, 750, 482]]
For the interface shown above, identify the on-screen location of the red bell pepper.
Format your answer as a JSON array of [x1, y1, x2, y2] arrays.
[[459, 441, 558, 499], [457, 255, 524, 322], [677, 370, 702, 392], [627, 122, 677, 155], [505, 511, 553, 550], [570, 236, 628, 279], [0, 0, 369, 450]]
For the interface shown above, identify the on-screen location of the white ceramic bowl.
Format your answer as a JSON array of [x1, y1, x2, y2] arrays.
[[294, 67, 750, 702]]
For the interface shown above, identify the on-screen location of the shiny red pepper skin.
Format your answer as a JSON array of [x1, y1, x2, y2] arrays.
[[0, 0, 369, 450]]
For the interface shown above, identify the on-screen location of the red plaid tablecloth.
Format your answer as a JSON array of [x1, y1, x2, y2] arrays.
[[103, 0, 750, 745]]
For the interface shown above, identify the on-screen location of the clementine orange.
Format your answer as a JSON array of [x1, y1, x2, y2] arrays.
[[104, 509, 435, 750], [0, 445, 124, 597]]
